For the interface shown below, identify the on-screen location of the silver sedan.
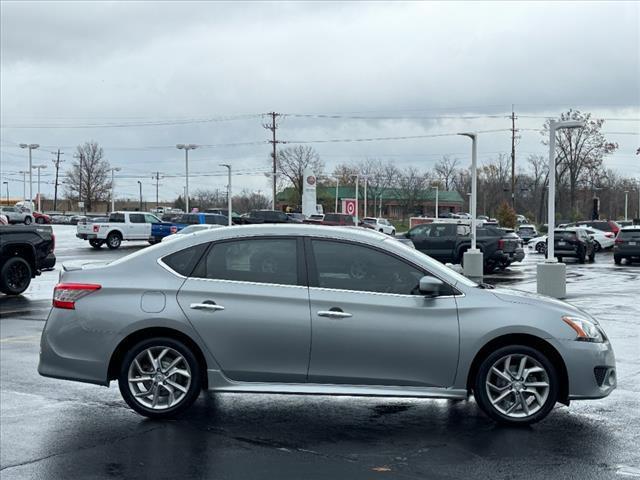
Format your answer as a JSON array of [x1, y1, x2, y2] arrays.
[[39, 225, 616, 424]]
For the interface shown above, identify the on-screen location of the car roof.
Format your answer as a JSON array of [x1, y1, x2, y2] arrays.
[[621, 225, 640, 231]]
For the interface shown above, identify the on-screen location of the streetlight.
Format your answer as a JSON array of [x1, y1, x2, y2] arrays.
[[18, 171, 28, 201], [432, 182, 440, 219], [335, 176, 340, 213], [537, 119, 586, 298], [220, 164, 232, 226], [351, 174, 360, 224], [176, 144, 198, 212], [458, 132, 482, 279], [137, 181, 143, 211], [624, 190, 629, 221], [19, 143, 39, 207], [32, 164, 47, 212], [363, 177, 368, 218], [109, 167, 121, 213], [2, 181, 8, 204]]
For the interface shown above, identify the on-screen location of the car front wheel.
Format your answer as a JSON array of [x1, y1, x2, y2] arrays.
[[118, 337, 202, 418], [474, 345, 558, 425], [24, 216, 32, 225], [0, 257, 32, 295]]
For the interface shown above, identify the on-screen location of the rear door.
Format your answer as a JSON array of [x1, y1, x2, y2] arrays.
[[425, 224, 457, 260], [177, 237, 312, 383]]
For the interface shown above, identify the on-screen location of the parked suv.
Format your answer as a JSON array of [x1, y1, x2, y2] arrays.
[[549, 228, 595, 263], [0, 206, 34, 225], [322, 213, 355, 226], [362, 217, 395, 235], [516, 224, 538, 243], [614, 226, 640, 265], [244, 210, 293, 224], [575, 220, 620, 236]]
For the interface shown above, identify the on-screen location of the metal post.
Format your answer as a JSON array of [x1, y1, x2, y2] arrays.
[[335, 177, 339, 213], [185, 149, 189, 212], [20, 171, 27, 201], [354, 176, 359, 224], [364, 177, 368, 218], [138, 181, 142, 211], [110, 168, 120, 213], [434, 185, 439, 219], [220, 164, 232, 226], [470, 136, 477, 250], [624, 191, 629, 221], [32, 165, 46, 211], [3, 181, 8, 204], [547, 121, 557, 262]]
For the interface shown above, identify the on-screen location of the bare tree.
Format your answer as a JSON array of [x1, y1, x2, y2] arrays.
[[233, 189, 271, 212], [541, 110, 618, 216], [434, 155, 460, 190], [192, 188, 225, 209], [276, 145, 324, 205], [64, 141, 112, 211], [394, 166, 428, 220], [357, 158, 399, 214], [331, 162, 359, 187]]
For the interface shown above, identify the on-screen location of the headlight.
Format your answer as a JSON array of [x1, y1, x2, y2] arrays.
[[562, 316, 605, 343]]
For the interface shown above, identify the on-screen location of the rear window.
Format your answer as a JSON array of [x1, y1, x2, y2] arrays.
[[204, 215, 226, 225], [162, 243, 209, 276], [619, 229, 640, 239], [555, 230, 577, 240], [363, 218, 376, 224], [109, 213, 125, 223], [519, 227, 535, 232]]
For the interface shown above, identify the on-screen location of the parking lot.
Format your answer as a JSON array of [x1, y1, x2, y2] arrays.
[[1, 225, 639, 479]]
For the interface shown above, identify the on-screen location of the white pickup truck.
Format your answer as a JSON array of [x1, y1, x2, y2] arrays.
[[76, 211, 162, 249]]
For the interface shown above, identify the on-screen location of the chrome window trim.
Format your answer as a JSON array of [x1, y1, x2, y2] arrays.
[[188, 276, 308, 290], [308, 285, 462, 299]]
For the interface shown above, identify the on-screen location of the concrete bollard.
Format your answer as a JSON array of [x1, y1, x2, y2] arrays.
[[537, 262, 567, 298], [463, 249, 484, 282]]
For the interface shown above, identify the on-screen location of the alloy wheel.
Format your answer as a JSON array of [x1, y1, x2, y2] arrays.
[[485, 353, 550, 418], [127, 346, 192, 410], [7, 261, 30, 290]]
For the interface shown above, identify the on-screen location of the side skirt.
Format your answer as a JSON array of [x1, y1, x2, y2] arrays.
[[206, 369, 468, 399]]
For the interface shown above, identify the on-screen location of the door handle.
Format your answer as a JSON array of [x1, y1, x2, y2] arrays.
[[190, 302, 225, 311], [317, 310, 352, 319]]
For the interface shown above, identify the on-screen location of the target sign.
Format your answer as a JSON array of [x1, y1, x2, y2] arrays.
[[343, 199, 357, 216]]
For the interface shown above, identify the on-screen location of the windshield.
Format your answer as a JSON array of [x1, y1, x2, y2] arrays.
[[363, 218, 376, 224]]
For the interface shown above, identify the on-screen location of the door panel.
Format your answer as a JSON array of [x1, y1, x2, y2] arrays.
[[306, 239, 460, 387], [177, 237, 311, 383]]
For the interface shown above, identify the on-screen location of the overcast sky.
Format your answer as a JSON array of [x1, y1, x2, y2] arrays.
[[1, 0, 639, 203]]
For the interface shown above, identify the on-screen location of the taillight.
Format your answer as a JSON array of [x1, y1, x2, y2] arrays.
[[93, 225, 100, 233], [170, 226, 178, 234], [615, 238, 624, 244], [498, 239, 505, 250], [53, 283, 101, 309]]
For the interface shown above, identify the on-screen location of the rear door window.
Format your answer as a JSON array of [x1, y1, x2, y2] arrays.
[[109, 213, 125, 223], [129, 214, 146, 223], [162, 243, 209, 276]]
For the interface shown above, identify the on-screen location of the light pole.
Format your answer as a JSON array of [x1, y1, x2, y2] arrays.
[[335, 177, 340, 213], [109, 167, 121, 212], [137, 181, 143, 211], [2, 181, 8, 204], [363, 177, 368, 218], [537, 119, 585, 298], [220, 164, 233, 226], [19, 143, 39, 207], [176, 144, 198, 212], [32, 164, 47, 211], [624, 190, 629, 221], [432, 183, 440, 218], [19, 171, 28, 201], [351, 175, 360, 224], [458, 133, 482, 279]]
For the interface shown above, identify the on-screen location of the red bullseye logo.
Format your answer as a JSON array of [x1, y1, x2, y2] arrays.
[[345, 201, 356, 215]]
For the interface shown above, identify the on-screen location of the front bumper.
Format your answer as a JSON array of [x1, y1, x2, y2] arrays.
[[559, 339, 616, 400]]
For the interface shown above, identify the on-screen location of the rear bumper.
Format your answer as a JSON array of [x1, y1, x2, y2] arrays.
[[40, 252, 56, 271], [554, 248, 579, 257], [76, 233, 97, 240]]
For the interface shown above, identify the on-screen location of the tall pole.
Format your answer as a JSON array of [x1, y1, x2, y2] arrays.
[[262, 112, 280, 210], [110, 167, 120, 212], [335, 177, 339, 212], [52, 149, 63, 211], [3, 182, 8, 204], [354, 175, 359, 224], [20, 171, 27, 201], [435, 185, 439, 219], [28, 148, 33, 207], [511, 106, 516, 209], [547, 121, 557, 261], [32, 165, 46, 211], [138, 181, 142, 211], [153, 171, 161, 208], [220, 164, 232, 226], [176, 144, 198, 213], [624, 191, 629, 221], [471, 135, 477, 250], [364, 177, 368, 218]]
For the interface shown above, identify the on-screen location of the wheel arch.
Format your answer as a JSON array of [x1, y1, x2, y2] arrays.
[[465, 333, 569, 405], [107, 326, 209, 389], [107, 229, 123, 238]]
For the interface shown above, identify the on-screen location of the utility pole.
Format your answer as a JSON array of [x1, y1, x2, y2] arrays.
[[510, 106, 517, 210], [73, 152, 85, 213], [51, 149, 64, 211], [262, 112, 281, 210], [152, 171, 161, 208]]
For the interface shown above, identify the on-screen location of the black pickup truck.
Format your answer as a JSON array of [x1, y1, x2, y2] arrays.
[[403, 222, 524, 273], [0, 226, 56, 295]]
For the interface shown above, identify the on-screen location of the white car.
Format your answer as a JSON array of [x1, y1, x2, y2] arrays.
[[76, 211, 161, 249], [162, 224, 223, 242], [0, 214, 8, 225], [0, 206, 33, 224], [527, 234, 548, 253], [582, 227, 615, 251], [362, 217, 396, 235]]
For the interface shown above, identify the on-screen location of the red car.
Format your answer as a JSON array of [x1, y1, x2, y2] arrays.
[[576, 220, 620, 236], [32, 211, 52, 224]]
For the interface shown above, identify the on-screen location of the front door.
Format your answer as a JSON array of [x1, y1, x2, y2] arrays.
[[177, 237, 311, 383], [128, 213, 151, 239], [306, 239, 460, 388]]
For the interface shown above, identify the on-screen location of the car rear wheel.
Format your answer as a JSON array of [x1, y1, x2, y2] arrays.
[[89, 239, 104, 249], [535, 242, 545, 253], [594, 241, 601, 252], [36, 217, 45, 224], [24, 216, 32, 225], [106, 232, 122, 249], [118, 337, 202, 418], [474, 345, 558, 425], [588, 248, 596, 262], [614, 255, 622, 265], [0, 257, 32, 295]]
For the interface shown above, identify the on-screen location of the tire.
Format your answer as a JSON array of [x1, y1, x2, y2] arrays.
[[473, 345, 559, 425], [578, 249, 586, 264], [148, 238, 160, 245], [535, 242, 545, 253], [379, 229, 384, 233], [594, 241, 601, 252], [36, 217, 45, 224], [556, 256, 563, 263], [24, 216, 32, 225], [614, 255, 622, 265], [391, 230, 396, 236], [106, 232, 122, 249], [0, 257, 32, 295], [89, 239, 104, 249], [118, 337, 202, 419], [588, 249, 595, 263]]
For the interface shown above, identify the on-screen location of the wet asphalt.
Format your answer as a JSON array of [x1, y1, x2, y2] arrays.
[[1, 226, 639, 479]]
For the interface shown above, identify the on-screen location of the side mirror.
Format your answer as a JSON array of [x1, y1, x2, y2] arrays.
[[419, 276, 444, 297]]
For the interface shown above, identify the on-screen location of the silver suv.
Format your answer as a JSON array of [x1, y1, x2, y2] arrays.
[[0, 206, 33, 224], [39, 225, 616, 424]]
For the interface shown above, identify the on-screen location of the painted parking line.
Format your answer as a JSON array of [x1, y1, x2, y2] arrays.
[[0, 335, 41, 344]]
